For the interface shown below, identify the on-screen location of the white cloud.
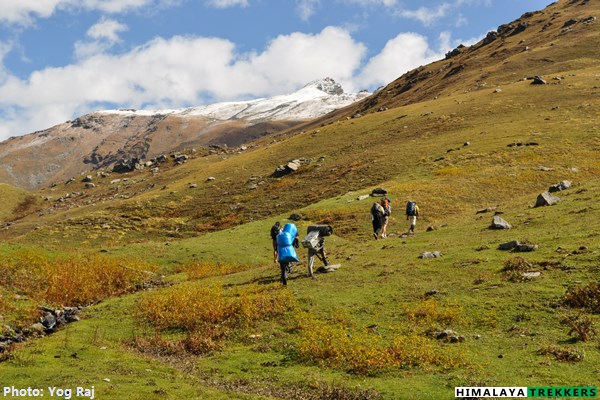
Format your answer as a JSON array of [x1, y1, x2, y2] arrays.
[[343, 0, 397, 6], [75, 18, 129, 59], [396, 3, 452, 27], [86, 17, 128, 42], [356, 32, 445, 89], [296, 0, 321, 22], [0, 0, 172, 26], [0, 27, 368, 139], [204, 0, 249, 8]]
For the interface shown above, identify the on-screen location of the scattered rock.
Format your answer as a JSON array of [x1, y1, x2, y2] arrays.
[[288, 213, 304, 221], [476, 206, 497, 214], [82, 175, 93, 183], [514, 243, 538, 252], [548, 180, 572, 193], [371, 188, 388, 197], [84, 183, 96, 189], [530, 76, 547, 85], [206, 176, 216, 181], [273, 159, 304, 177], [522, 271, 541, 278], [498, 240, 520, 251], [357, 194, 370, 201], [426, 226, 436, 232], [188, 183, 198, 189], [317, 264, 341, 273], [535, 191, 561, 207], [41, 313, 57, 332], [563, 18, 579, 28], [420, 251, 443, 259], [498, 241, 538, 252], [490, 216, 512, 230], [434, 330, 464, 343], [425, 289, 439, 297]]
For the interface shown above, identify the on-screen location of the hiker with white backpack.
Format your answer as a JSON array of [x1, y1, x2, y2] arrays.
[[301, 225, 333, 277]]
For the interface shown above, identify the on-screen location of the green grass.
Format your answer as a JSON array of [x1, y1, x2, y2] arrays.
[[0, 183, 33, 223], [1, 4, 600, 397]]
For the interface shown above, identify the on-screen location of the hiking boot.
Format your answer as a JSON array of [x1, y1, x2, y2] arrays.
[[373, 233, 378, 240]]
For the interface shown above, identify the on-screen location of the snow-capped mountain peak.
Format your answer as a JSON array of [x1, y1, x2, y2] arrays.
[[100, 78, 370, 123], [303, 77, 344, 95]]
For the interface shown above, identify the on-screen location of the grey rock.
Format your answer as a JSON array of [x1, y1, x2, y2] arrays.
[[535, 191, 561, 207], [514, 244, 538, 252], [41, 313, 57, 331], [530, 76, 547, 85], [548, 180, 572, 193], [371, 188, 388, 197], [289, 213, 304, 221], [30, 323, 46, 334], [420, 251, 442, 259], [357, 194, 370, 201], [498, 240, 520, 251], [490, 216, 512, 229]]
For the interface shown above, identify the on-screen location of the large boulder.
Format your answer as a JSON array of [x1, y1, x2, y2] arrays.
[[490, 216, 512, 229], [535, 191, 561, 207], [548, 180, 572, 193], [371, 188, 388, 197]]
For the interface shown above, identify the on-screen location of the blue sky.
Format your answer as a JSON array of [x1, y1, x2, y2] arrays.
[[0, 0, 552, 140]]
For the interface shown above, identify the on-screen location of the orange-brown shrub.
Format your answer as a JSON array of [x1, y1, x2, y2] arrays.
[[136, 282, 294, 332], [296, 314, 463, 374], [0, 251, 156, 306], [405, 298, 463, 328]]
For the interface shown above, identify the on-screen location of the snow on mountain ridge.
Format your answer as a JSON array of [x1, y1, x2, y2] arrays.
[[99, 78, 369, 123]]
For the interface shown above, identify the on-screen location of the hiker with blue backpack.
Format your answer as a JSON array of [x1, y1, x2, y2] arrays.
[[406, 200, 420, 234], [276, 223, 300, 285]]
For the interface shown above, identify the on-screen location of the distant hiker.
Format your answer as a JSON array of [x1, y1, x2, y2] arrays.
[[302, 225, 333, 277], [406, 200, 420, 234], [381, 198, 392, 238], [371, 200, 385, 240], [276, 223, 300, 285], [270, 221, 282, 263]]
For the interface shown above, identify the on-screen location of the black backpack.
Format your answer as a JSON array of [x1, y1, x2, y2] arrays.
[[406, 201, 417, 216]]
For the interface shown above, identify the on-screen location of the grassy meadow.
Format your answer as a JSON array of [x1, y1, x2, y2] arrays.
[[1, 3, 600, 397]]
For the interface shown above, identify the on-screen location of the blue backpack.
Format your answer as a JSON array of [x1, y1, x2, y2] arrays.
[[406, 201, 417, 216], [277, 223, 300, 263]]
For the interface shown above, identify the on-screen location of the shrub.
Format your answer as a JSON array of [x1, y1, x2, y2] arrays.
[[501, 256, 532, 282], [133, 282, 295, 357], [0, 251, 155, 306], [404, 298, 463, 328], [563, 283, 600, 314], [296, 314, 463, 374], [129, 332, 223, 357], [136, 282, 294, 333], [560, 314, 597, 342], [538, 345, 584, 362]]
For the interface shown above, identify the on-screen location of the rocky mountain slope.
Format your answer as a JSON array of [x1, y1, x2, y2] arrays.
[[305, 0, 599, 125], [0, 78, 369, 190]]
